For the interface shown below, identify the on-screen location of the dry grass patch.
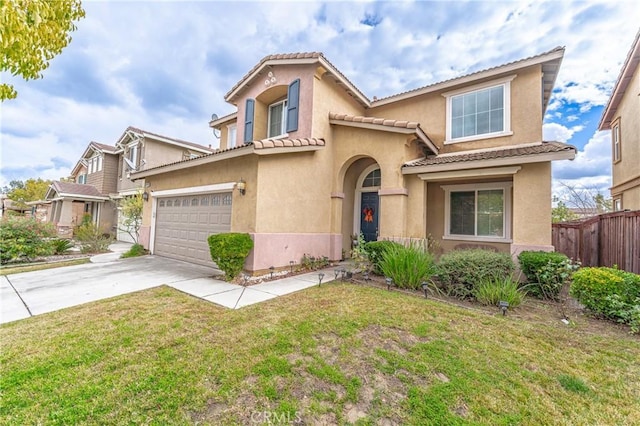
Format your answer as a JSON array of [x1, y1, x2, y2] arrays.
[[1, 283, 639, 425]]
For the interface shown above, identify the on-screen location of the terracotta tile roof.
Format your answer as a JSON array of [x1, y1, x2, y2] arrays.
[[329, 112, 419, 129], [50, 181, 106, 198], [225, 52, 369, 106], [253, 138, 325, 149], [372, 46, 565, 105], [403, 141, 576, 168], [119, 126, 214, 153]]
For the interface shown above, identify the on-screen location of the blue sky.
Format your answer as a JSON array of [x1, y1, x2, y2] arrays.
[[1, 1, 638, 198]]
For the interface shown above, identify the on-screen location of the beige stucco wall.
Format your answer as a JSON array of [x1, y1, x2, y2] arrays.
[[369, 66, 544, 153], [512, 162, 552, 247], [611, 62, 640, 210]]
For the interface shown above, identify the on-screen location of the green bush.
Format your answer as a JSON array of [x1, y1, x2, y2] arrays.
[[474, 275, 526, 308], [120, 243, 147, 258], [379, 242, 436, 290], [208, 233, 254, 280], [518, 251, 578, 300], [0, 217, 55, 264], [365, 240, 402, 275], [75, 222, 112, 254], [571, 267, 640, 333], [51, 238, 74, 255], [436, 249, 515, 300]]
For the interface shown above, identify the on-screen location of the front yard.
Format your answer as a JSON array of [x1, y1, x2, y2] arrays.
[[1, 283, 639, 425]]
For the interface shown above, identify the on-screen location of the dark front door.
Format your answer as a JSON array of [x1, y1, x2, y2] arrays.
[[360, 192, 379, 242]]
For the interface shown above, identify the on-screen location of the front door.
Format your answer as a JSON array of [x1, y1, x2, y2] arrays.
[[360, 192, 379, 242]]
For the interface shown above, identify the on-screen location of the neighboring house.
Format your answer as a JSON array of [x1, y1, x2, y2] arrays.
[[0, 193, 30, 217], [45, 129, 213, 239], [132, 49, 576, 272], [599, 29, 640, 211]]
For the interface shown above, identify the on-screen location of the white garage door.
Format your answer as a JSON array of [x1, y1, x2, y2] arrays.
[[154, 192, 232, 267]]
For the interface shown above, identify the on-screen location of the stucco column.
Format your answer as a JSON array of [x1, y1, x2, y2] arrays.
[[58, 200, 74, 227], [378, 189, 408, 239], [330, 192, 344, 260], [511, 162, 554, 255]]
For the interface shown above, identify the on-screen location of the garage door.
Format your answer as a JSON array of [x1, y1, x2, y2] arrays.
[[154, 192, 232, 266]]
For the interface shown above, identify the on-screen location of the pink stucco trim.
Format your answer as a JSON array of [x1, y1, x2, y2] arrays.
[[245, 233, 342, 271], [378, 188, 409, 196], [331, 192, 345, 199], [139, 225, 151, 249]]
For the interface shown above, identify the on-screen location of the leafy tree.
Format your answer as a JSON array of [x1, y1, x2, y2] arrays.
[[6, 178, 51, 207], [118, 192, 143, 243], [552, 201, 578, 223], [1, 0, 85, 100]]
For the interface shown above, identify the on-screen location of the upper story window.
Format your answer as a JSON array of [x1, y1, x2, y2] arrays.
[[444, 76, 514, 144], [124, 143, 139, 172], [268, 100, 287, 138], [227, 124, 237, 148], [77, 174, 87, 184], [442, 182, 512, 242], [614, 198, 622, 211], [612, 121, 621, 162], [88, 155, 102, 174]]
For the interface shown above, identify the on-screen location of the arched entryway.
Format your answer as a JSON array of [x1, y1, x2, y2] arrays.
[[354, 165, 381, 242]]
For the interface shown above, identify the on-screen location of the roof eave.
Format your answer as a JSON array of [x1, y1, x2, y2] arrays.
[[402, 150, 576, 175], [373, 47, 565, 108]]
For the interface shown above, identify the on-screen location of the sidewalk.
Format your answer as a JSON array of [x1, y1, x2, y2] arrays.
[[171, 267, 339, 309]]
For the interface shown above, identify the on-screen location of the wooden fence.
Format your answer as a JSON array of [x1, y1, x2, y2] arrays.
[[552, 210, 640, 274]]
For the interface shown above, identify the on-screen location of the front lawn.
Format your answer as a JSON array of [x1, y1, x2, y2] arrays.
[[1, 284, 638, 425]]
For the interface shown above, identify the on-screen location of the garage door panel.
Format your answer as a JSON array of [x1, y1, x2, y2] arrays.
[[154, 191, 232, 267]]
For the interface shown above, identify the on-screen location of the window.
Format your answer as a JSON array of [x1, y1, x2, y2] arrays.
[[77, 174, 87, 184], [613, 121, 621, 162], [444, 76, 513, 143], [268, 100, 287, 138], [129, 144, 138, 166], [362, 169, 381, 187], [88, 156, 102, 174], [227, 124, 237, 148], [614, 198, 622, 211], [443, 182, 512, 241]]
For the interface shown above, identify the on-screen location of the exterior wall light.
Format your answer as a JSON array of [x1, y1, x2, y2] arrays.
[[236, 179, 246, 195], [142, 191, 149, 201]]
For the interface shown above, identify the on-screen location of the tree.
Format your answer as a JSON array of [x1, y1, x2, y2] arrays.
[[554, 182, 613, 218], [1, 0, 85, 100], [118, 192, 143, 243], [551, 201, 578, 223], [6, 178, 51, 207]]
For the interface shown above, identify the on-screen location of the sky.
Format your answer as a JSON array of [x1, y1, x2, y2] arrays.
[[1, 0, 639, 200]]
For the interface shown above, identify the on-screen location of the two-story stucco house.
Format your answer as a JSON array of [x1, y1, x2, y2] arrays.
[[132, 49, 576, 272], [599, 29, 640, 211], [45, 128, 212, 239]]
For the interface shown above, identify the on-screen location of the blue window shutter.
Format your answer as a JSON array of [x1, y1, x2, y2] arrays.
[[244, 98, 255, 143], [286, 79, 300, 133]]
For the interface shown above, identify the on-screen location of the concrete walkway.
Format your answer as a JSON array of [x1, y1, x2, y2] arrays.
[[0, 243, 340, 324]]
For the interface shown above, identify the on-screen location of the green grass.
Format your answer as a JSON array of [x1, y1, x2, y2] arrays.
[[1, 284, 639, 425], [0, 258, 90, 275]]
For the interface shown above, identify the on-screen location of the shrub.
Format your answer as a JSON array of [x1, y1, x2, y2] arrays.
[[0, 217, 55, 264], [365, 240, 402, 275], [436, 249, 515, 300], [300, 254, 329, 270], [51, 238, 74, 255], [120, 243, 147, 258], [518, 251, 578, 300], [208, 233, 254, 280], [75, 222, 112, 254], [571, 267, 640, 333], [474, 275, 526, 308], [379, 243, 436, 290]]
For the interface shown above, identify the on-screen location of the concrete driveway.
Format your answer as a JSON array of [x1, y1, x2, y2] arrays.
[[0, 255, 221, 325]]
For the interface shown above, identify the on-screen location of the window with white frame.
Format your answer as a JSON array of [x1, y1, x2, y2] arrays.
[[444, 76, 513, 143], [77, 174, 87, 184], [442, 182, 512, 241], [613, 121, 621, 162], [268, 100, 287, 138], [614, 198, 622, 211], [88, 155, 102, 174], [227, 124, 237, 148]]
